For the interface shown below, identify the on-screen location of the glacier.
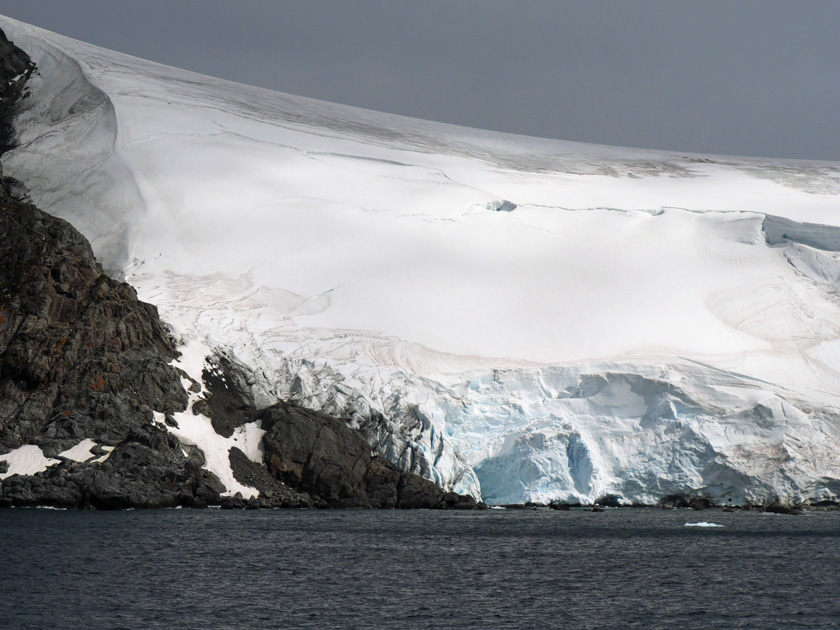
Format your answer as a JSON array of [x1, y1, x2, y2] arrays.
[[3, 15, 840, 505]]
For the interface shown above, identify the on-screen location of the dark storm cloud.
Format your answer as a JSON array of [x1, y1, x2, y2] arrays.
[[1, 0, 838, 160]]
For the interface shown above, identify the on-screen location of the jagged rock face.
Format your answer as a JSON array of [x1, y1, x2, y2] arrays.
[[0, 194, 190, 454], [0, 423, 225, 509], [0, 163, 219, 508], [260, 402, 479, 509], [198, 353, 479, 508], [0, 27, 215, 507], [0, 26, 34, 153]]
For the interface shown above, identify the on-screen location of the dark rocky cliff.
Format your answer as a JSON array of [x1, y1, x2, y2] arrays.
[[0, 184, 233, 508], [0, 183, 191, 452], [0, 26, 33, 154]]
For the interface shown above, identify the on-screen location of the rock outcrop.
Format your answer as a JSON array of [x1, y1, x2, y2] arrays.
[[261, 402, 479, 509], [0, 26, 33, 153], [0, 191, 191, 453], [0, 26, 188, 457], [201, 354, 481, 509], [0, 423, 225, 509]]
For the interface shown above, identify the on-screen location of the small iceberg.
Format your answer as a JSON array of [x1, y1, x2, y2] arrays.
[[684, 522, 724, 528]]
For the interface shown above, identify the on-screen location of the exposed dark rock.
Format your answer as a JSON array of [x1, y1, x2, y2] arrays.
[[658, 493, 715, 510], [763, 503, 803, 516], [594, 494, 622, 508], [220, 494, 246, 510], [192, 354, 257, 438], [0, 27, 35, 154], [0, 27, 206, 508], [260, 401, 481, 509], [228, 446, 314, 508], [659, 494, 687, 509], [689, 496, 713, 511], [0, 35, 189, 460], [0, 195, 189, 455], [808, 499, 840, 509], [0, 423, 225, 508], [261, 402, 370, 505], [394, 473, 444, 509], [165, 350, 481, 509]]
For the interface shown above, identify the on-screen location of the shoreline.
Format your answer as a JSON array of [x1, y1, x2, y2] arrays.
[[2, 498, 838, 513]]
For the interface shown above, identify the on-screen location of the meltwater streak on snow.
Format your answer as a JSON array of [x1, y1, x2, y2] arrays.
[[3, 16, 840, 503]]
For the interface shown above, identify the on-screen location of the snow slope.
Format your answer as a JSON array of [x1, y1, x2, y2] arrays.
[[3, 15, 840, 504]]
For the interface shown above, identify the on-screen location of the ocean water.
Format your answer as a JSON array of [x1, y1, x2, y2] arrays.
[[1, 508, 838, 629]]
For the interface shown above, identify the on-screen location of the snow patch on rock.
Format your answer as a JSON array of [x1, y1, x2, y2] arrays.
[[90, 446, 114, 464], [152, 384, 264, 499], [58, 438, 98, 463], [0, 445, 60, 480]]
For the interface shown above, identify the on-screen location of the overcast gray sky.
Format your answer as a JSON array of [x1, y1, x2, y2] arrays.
[[1, 1, 838, 161]]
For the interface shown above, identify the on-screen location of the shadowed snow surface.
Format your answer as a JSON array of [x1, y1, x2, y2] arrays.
[[3, 15, 840, 504]]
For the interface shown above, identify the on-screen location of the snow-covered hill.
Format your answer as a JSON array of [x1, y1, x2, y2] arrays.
[[3, 15, 840, 505]]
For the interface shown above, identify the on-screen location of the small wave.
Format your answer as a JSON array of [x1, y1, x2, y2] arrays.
[[685, 522, 723, 528]]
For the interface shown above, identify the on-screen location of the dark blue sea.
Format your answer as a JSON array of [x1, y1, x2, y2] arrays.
[[1, 507, 838, 629]]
